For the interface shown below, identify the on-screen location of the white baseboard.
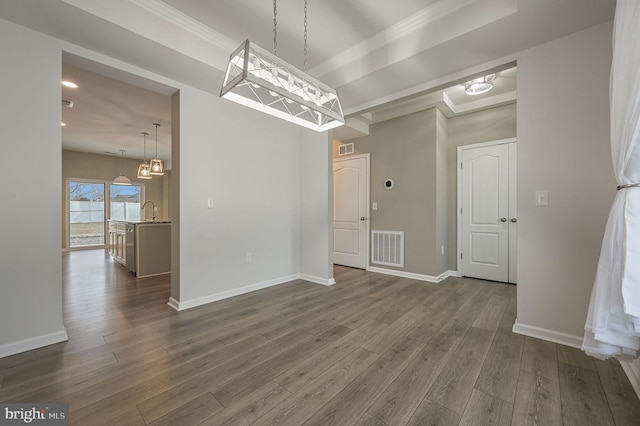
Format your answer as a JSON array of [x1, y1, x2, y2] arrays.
[[367, 267, 457, 283], [167, 297, 180, 311], [620, 359, 640, 400], [512, 320, 583, 349], [0, 328, 68, 359], [298, 273, 336, 286], [168, 274, 311, 311]]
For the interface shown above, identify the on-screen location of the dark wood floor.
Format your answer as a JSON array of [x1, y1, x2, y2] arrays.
[[1, 249, 639, 425]]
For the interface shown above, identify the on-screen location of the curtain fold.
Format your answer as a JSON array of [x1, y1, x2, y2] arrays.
[[582, 0, 640, 360]]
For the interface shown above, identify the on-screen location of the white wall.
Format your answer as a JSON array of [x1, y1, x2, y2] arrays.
[[174, 85, 332, 305], [0, 20, 66, 353], [299, 131, 334, 284], [515, 21, 616, 343]]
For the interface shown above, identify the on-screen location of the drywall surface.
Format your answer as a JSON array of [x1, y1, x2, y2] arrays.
[[349, 109, 440, 276], [0, 20, 65, 349], [516, 21, 615, 339]]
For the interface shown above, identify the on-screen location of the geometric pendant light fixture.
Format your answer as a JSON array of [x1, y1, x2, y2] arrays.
[[137, 132, 152, 180], [149, 123, 164, 176], [220, 0, 344, 132], [113, 149, 132, 186]]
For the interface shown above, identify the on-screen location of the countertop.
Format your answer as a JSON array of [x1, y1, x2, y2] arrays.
[[109, 219, 172, 224]]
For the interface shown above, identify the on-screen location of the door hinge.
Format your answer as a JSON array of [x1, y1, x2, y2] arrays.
[[460, 253, 463, 259], [460, 208, 462, 215], [460, 162, 463, 169]]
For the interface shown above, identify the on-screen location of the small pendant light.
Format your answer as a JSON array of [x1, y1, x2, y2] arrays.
[[137, 132, 152, 179], [150, 123, 164, 175], [113, 149, 132, 186]]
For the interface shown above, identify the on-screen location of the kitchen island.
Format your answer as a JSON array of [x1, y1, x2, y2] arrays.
[[108, 220, 171, 277]]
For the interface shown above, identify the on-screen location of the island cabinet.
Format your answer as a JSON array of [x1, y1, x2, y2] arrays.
[[108, 220, 171, 277], [135, 223, 171, 277], [108, 221, 126, 266]]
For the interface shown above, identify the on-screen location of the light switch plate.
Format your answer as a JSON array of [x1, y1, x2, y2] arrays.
[[535, 190, 549, 206], [372, 202, 378, 211]]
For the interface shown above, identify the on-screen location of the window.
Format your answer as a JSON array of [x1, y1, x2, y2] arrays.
[[67, 179, 144, 249], [68, 181, 105, 248], [110, 184, 142, 221]]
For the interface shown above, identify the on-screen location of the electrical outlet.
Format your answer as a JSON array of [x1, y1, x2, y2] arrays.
[[207, 197, 214, 209], [441, 245, 445, 255], [245, 252, 252, 263]]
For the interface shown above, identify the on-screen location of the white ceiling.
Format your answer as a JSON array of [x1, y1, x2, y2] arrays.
[[0, 0, 615, 154], [62, 62, 172, 161]]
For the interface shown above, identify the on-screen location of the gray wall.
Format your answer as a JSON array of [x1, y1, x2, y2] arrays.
[[347, 109, 442, 276], [516, 21, 615, 339], [435, 109, 449, 273], [447, 104, 518, 269], [335, 104, 516, 277], [61, 150, 169, 249]]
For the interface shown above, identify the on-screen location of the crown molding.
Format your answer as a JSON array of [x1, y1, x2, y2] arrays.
[[128, 0, 236, 51]]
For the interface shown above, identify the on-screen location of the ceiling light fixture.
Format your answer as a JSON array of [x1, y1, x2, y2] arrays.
[[464, 74, 495, 96], [113, 150, 132, 186], [220, 0, 344, 132], [149, 123, 164, 176], [137, 132, 152, 180], [62, 80, 78, 88]]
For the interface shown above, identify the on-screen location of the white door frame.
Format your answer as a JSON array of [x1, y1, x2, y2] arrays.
[[332, 153, 370, 269], [457, 137, 517, 280]]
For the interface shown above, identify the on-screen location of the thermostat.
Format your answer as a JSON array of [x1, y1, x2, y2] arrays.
[[384, 179, 395, 189]]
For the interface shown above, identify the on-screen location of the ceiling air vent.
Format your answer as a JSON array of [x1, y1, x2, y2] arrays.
[[338, 142, 354, 156], [62, 99, 74, 108]]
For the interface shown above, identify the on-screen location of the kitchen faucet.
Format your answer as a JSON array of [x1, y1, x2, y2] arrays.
[[141, 200, 156, 221]]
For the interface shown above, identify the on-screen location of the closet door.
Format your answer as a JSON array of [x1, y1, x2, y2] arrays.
[[459, 142, 516, 283]]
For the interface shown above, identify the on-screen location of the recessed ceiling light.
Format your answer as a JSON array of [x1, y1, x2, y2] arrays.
[[62, 81, 78, 88], [61, 122, 66, 126]]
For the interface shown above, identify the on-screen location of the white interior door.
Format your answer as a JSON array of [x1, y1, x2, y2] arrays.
[[460, 142, 515, 282], [333, 155, 368, 269]]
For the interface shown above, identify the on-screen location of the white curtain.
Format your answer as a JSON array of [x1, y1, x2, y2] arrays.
[[582, 0, 640, 360]]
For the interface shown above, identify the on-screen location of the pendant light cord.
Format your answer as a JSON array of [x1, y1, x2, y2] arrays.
[[142, 132, 147, 161], [273, 0, 277, 56], [153, 123, 161, 157], [304, 0, 308, 70]]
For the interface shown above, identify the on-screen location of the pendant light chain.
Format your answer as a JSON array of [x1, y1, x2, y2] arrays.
[[273, 0, 278, 55], [303, 0, 308, 70]]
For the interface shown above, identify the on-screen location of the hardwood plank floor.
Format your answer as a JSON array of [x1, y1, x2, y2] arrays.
[[1, 249, 639, 425]]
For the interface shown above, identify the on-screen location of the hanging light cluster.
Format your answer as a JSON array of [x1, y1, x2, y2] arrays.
[[137, 123, 165, 180], [220, 0, 344, 132]]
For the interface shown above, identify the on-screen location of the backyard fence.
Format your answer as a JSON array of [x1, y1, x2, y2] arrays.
[[69, 201, 141, 223]]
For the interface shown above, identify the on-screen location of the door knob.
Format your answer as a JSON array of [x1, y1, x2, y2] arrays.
[[511, 218, 518, 223], [360, 217, 366, 221], [500, 217, 507, 222]]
